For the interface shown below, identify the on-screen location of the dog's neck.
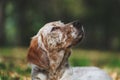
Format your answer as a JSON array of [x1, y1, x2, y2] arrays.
[[48, 49, 71, 80], [35, 48, 71, 80]]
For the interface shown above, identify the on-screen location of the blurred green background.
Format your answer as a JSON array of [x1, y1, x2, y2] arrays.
[[0, 0, 120, 50], [0, 0, 120, 80]]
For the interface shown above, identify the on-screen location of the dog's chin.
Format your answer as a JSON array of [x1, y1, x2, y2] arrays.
[[71, 34, 84, 47]]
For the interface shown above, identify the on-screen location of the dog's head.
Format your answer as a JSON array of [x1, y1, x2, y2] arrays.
[[27, 21, 84, 71], [37, 21, 84, 51]]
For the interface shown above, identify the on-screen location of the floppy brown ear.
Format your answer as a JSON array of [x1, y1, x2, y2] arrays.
[[27, 37, 49, 69]]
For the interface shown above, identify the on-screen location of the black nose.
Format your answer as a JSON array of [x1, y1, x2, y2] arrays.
[[72, 20, 82, 30]]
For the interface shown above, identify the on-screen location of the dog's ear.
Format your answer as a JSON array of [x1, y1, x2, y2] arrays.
[[27, 37, 49, 69]]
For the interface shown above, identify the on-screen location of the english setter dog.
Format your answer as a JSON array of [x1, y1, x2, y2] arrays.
[[27, 21, 112, 80]]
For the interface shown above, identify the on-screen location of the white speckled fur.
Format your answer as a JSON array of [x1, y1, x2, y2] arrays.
[[31, 65, 112, 80], [30, 21, 112, 80], [60, 67, 112, 80]]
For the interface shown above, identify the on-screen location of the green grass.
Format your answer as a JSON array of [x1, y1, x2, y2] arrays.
[[0, 48, 30, 80], [70, 49, 120, 67], [0, 48, 120, 80]]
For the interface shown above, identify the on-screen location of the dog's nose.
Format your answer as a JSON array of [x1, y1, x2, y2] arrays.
[[72, 20, 82, 30]]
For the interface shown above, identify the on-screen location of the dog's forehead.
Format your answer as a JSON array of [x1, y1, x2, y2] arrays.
[[37, 21, 65, 35]]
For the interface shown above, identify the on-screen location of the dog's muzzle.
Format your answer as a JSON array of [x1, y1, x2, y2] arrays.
[[72, 20, 84, 37]]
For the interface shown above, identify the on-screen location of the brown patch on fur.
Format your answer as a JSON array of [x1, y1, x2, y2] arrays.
[[27, 37, 49, 70], [48, 49, 71, 80], [62, 26, 74, 48]]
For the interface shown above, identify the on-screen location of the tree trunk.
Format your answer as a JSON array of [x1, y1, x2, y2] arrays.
[[14, 0, 30, 46], [0, 0, 6, 46]]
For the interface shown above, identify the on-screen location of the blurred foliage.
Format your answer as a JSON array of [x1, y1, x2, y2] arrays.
[[0, 0, 120, 50], [0, 48, 120, 80], [0, 1, 120, 79]]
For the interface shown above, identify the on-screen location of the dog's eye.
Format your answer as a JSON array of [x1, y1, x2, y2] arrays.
[[51, 27, 60, 31]]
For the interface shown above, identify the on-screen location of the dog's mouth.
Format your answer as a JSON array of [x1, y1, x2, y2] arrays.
[[66, 21, 84, 48], [72, 20, 84, 39], [72, 20, 84, 46]]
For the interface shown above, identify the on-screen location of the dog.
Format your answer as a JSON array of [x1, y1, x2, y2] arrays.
[[27, 21, 112, 80]]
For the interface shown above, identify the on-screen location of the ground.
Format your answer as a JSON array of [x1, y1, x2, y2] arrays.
[[0, 48, 120, 80]]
